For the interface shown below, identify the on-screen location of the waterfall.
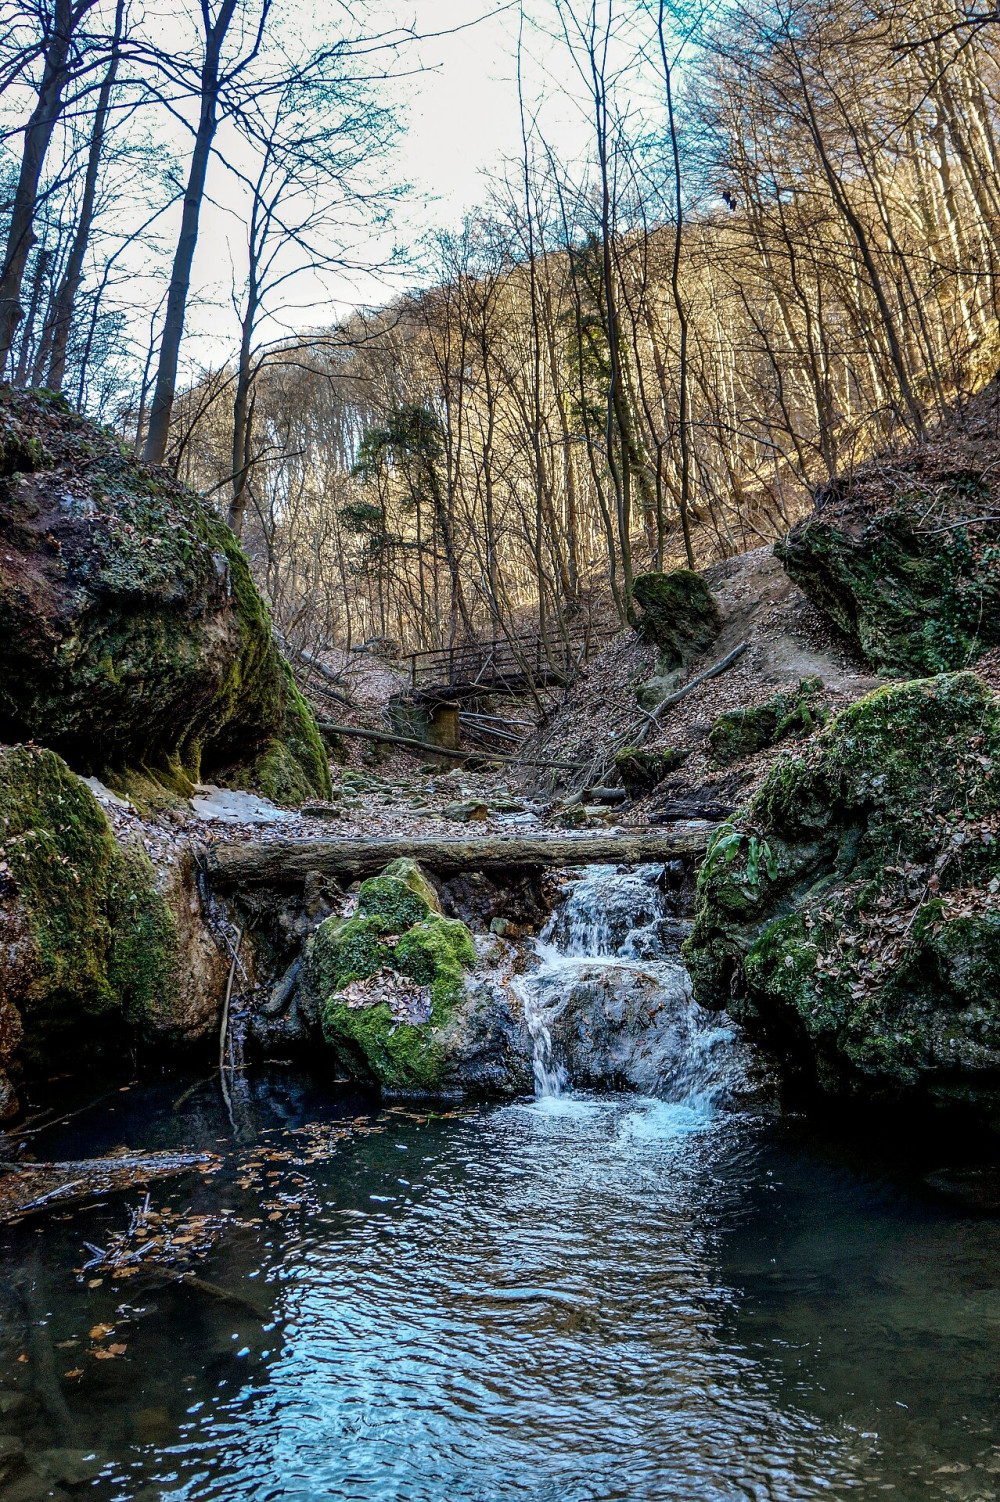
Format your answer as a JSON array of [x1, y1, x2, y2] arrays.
[[516, 864, 747, 1108]]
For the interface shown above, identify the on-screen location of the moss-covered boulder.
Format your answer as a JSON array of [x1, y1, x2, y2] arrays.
[[685, 672, 1000, 1110], [0, 388, 330, 801], [709, 678, 826, 766], [632, 570, 720, 668], [775, 458, 1000, 676], [303, 862, 480, 1094], [0, 744, 221, 1116], [614, 746, 689, 798]]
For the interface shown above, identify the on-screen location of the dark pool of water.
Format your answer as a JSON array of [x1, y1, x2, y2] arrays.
[[1, 1070, 999, 1501]]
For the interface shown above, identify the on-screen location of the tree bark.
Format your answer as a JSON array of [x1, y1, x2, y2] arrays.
[[0, 0, 97, 373], [203, 825, 716, 888], [142, 0, 239, 466], [45, 0, 123, 391]]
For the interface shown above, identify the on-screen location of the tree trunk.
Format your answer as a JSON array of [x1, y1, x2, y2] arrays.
[[204, 826, 716, 888], [0, 0, 95, 373], [142, 0, 238, 466], [45, 0, 123, 392]]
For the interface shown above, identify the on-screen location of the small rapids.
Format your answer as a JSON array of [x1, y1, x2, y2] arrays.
[[518, 863, 748, 1109]]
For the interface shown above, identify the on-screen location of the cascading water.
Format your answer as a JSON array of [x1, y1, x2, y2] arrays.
[[517, 863, 747, 1108]]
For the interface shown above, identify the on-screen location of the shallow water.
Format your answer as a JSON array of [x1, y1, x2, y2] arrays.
[[1, 1074, 1000, 1501], [5, 863, 1000, 1501]]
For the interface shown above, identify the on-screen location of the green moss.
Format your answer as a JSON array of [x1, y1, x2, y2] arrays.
[[394, 917, 477, 1010], [614, 746, 689, 797], [0, 744, 116, 1014], [106, 842, 179, 1028], [309, 913, 390, 996], [0, 744, 178, 1069], [357, 875, 431, 931], [311, 903, 477, 1094], [776, 486, 1000, 675], [685, 671, 1000, 1105], [710, 679, 826, 766], [378, 858, 442, 913], [631, 570, 720, 668]]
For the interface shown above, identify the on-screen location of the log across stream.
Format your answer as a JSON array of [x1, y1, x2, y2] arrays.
[[203, 822, 717, 887]]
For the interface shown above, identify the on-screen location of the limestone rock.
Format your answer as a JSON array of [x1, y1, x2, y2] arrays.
[[775, 457, 1000, 676], [0, 388, 329, 803], [631, 569, 720, 667], [685, 671, 1000, 1110]]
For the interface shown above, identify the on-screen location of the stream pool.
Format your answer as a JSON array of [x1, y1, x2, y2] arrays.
[[1, 1070, 1000, 1501]]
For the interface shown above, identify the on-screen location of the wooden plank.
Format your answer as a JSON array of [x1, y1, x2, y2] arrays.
[[203, 825, 717, 889]]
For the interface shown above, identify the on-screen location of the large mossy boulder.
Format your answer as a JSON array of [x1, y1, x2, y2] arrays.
[[631, 570, 720, 668], [685, 672, 1000, 1109], [0, 388, 330, 801], [775, 458, 1000, 676], [0, 744, 222, 1117], [304, 866, 480, 1095]]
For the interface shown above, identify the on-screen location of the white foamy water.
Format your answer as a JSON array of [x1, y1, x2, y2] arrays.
[[517, 864, 747, 1108]]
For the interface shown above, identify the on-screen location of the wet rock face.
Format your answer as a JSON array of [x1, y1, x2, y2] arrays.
[[685, 671, 1000, 1111], [524, 958, 700, 1095], [775, 462, 1000, 676], [0, 743, 226, 1115], [0, 388, 329, 802]]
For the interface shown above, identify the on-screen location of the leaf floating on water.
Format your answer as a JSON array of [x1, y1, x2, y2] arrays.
[[89, 1324, 113, 1340], [63, 1369, 84, 1379]]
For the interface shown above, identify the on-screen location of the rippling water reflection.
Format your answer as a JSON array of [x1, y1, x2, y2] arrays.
[[1, 1074, 999, 1501]]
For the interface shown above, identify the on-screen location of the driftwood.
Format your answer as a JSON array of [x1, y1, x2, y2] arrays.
[[0, 1151, 217, 1224], [318, 721, 585, 772], [204, 825, 717, 889]]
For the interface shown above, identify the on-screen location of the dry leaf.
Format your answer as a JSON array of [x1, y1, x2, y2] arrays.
[[63, 1369, 84, 1379], [87, 1278, 103, 1288], [107, 1343, 127, 1356], [89, 1324, 113, 1339], [268, 1211, 282, 1221]]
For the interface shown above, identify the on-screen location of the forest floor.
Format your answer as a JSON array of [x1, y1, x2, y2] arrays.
[[88, 543, 886, 877]]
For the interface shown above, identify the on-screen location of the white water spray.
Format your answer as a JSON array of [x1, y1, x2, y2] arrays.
[[517, 865, 747, 1107]]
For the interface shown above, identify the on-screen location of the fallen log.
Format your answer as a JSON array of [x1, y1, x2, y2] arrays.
[[317, 721, 585, 772], [0, 1151, 218, 1225], [204, 825, 717, 888]]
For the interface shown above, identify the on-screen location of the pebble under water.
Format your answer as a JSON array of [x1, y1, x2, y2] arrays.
[[3, 866, 1000, 1500]]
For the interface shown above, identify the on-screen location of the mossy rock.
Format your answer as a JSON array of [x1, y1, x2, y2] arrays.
[[614, 746, 689, 798], [685, 671, 1000, 1112], [0, 744, 180, 1113], [377, 857, 442, 914], [709, 678, 826, 766], [305, 864, 476, 1094], [775, 468, 1000, 675], [631, 570, 720, 669], [0, 387, 330, 803]]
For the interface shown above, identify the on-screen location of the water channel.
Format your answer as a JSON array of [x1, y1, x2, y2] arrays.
[[1, 868, 999, 1500]]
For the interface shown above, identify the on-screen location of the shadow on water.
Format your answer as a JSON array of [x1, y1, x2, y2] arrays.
[[0, 1071, 997, 1500]]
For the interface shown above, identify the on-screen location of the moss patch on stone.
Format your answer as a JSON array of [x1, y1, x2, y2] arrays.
[[709, 678, 827, 766], [685, 671, 1000, 1109], [0, 744, 179, 1087], [775, 468, 1000, 675], [631, 570, 720, 669], [306, 861, 476, 1094]]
